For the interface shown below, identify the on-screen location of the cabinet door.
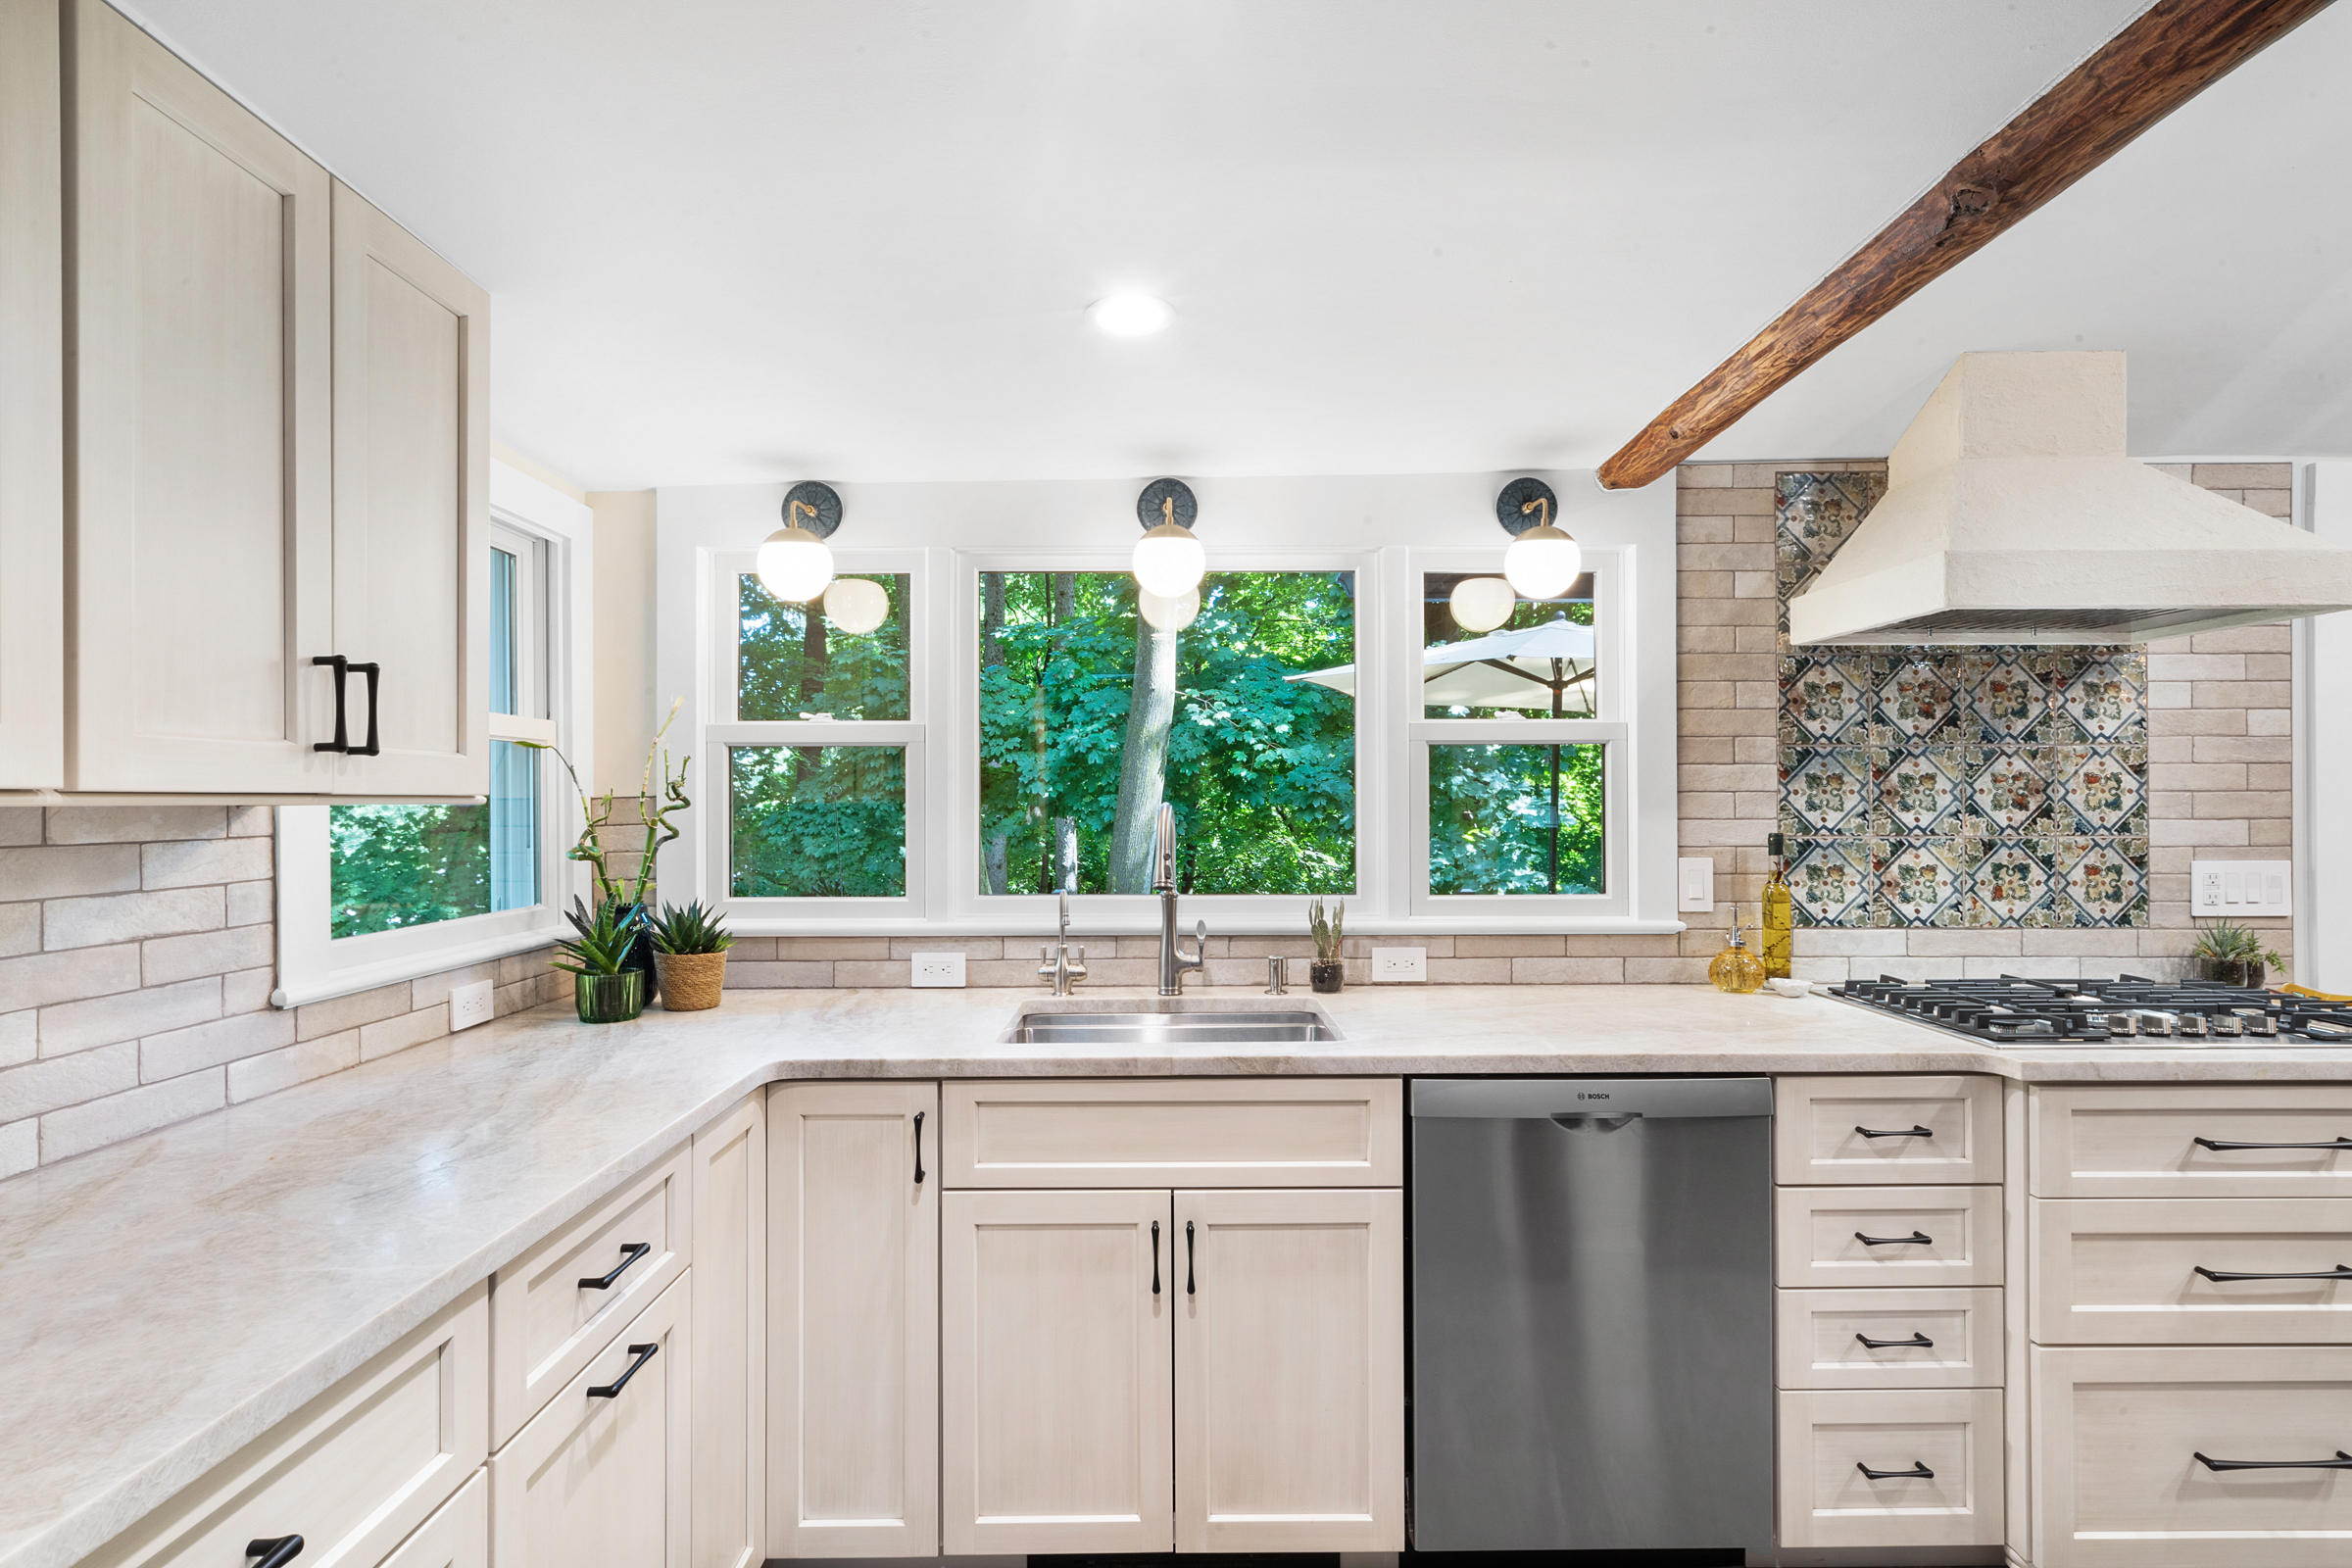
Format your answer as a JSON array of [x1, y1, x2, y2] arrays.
[[66, 0, 334, 793], [493, 1273, 691, 1568], [692, 1094, 765, 1568], [0, 0, 63, 788], [379, 1471, 486, 1568], [941, 1188, 1172, 1557], [767, 1083, 937, 1558], [1174, 1188, 1403, 1552], [328, 179, 487, 797]]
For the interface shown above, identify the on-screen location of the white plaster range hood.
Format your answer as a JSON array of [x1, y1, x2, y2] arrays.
[[1787, 351, 2352, 645]]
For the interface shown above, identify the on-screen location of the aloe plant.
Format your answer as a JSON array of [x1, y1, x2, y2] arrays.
[[650, 900, 733, 956], [553, 897, 640, 977], [2190, 920, 2282, 971], [1308, 897, 1346, 963]]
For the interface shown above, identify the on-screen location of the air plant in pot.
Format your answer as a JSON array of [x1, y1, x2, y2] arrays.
[[650, 900, 733, 1012], [2188, 920, 2283, 989], [555, 897, 646, 1023], [1307, 897, 1347, 995]]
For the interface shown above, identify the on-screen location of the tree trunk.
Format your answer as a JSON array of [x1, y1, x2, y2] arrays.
[[1054, 816, 1080, 893], [1053, 572, 1075, 623], [981, 572, 1006, 667], [794, 602, 828, 762], [983, 835, 1008, 897], [1109, 614, 1178, 893]]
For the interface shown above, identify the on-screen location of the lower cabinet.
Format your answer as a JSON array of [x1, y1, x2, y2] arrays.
[[1777, 1388, 2004, 1549], [378, 1472, 486, 1568], [691, 1095, 766, 1568], [492, 1273, 692, 1568]]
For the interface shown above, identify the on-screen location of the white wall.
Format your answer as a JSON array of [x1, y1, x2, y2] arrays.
[[2303, 462, 2352, 991]]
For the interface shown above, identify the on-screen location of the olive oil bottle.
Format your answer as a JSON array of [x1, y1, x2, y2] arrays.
[[1761, 832, 1793, 979]]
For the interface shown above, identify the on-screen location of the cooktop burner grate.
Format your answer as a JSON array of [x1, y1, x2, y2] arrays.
[[1829, 974, 2352, 1046]]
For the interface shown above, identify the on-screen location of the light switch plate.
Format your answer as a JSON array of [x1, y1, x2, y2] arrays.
[[910, 952, 967, 987], [1372, 947, 1426, 983], [449, 978, 495, 1032], [2191, 858, 2292, 918], [1677, 856, 1716, 912]]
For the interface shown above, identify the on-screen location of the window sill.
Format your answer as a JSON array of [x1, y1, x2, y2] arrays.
[[717, 913, 1690, 939], [270, 920, 563, 1009]]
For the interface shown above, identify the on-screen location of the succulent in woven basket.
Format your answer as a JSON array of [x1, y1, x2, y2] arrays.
[[651, 900, 732, 1011], [650, 900, 733, 956]]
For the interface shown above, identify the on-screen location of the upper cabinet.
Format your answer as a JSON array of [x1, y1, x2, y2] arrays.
[[2, 0, 487, 800]]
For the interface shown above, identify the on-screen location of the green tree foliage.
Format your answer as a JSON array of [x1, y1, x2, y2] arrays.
[[1428, 742, 1605, 895], [329, 803, 490, 937], [730, 745, 907, 897], [979, 571, 1356, 896], [738, 573, 909, 721]]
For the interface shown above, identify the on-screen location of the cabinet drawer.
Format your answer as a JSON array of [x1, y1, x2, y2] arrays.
[[2034, 1345, 2352, 1567], [377, 1471, 485, 1568], [1774, 1186, 2002, 1289], [1775, 1075, 2003, 1186], [490, 1143, 690, 1447], [1775, 1288, 2002, 1390], [941, 1078, 1402, 1188], [86, 1286, 486, 1568], [2033, 1083, 2352, 1198], [2033, 1197, 2352, 1344], [1776, 1388, 2003, 1548]]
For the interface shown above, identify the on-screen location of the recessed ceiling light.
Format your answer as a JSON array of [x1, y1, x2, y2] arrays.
[[1089, 293, 1172, 337]]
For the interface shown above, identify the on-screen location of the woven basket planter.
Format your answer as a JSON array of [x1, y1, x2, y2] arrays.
[[655, 952, 728, 1011]]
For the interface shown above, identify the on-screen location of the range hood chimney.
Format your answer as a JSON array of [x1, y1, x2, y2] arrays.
[[1786, 351, 2352, 645]]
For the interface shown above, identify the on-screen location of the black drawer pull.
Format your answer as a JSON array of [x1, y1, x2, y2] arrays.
[[311, 657, 348, 753], [1856, 1460, 1934, 1481], [247, 1537, 305, 1568], [1186, 1219, 1196, 1296], [1151, 1220, 1160, 1297], [1856, 1124, 1934, 1139], [2194, 1135, 2352, 1152], [586, 1343, 659, 1399], [578, 1242, 652, 1290], [1856, 1230, 1934, 1247], [2193, 1263, 2352, 1283], [1855, 1331, 1935, 1348], [2195, 1449, 2352, 1471], [912, 1110, 925, 1186], [347, 662, 380, 757]]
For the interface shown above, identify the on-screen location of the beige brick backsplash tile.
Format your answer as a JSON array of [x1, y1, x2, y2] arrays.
[[1733, 623, 1782, 652], [1903, 929, 2024, 956], [2191, 790, 2292, 819], [719, 938, 777, 961], [2247, 818, 2293, 845], [1677, 515, 1734, 544], [38, 977, 220, 1058], [1733, 571, 1776, 600], [1511, 956, 1628, 983], [1791, 928, 1908, 956], [1678, 541, 1774, 571], [2146, 654, 2244, 682], [1627, 957, 1714, 984], [888, 937, 1003, 959], [1887, 956, 1968, 981], [1675, 488, 1774, 517], [45, 807, 226, 845], [762, 937, 888, 959], [2191, 680, 2291, 709], [1, 1010, 33, 1069], [1974, 955, 2077, 980], [0, 1116, 31, 1177], [0, 945, 141, 1009], [223, 967, 273, 1015], [223, 880, 273, 927], [497, 949, 558, 987], [2146, 791, 2192, 819], [142, 923, 272, 987], [1571, 933, 1682, 956], [41, 1070, 223, 1163], [1678, 681, 1735, 710], [1680, 928, 1732, 956], [2147, 873, 2188, 906], [2142, 634, 2197, 656], [1681, 763, 1776, 793], [2243, 762, 2293, 790], [1680, 738, 1738, 766], [1677, 819, 1771, 848], [227, 806, 272, 837], [0, 903, 35, 957], [829, 960, 910, 987], [1221, 936, 1323, 958], [1680, 792, 1734, 819], [722, 960, 837, 988], [1424, 957, 1512, 984], [1677, 464, 1736, 487], [1790, 956, 1850, 984], [2151, 818, 2249, 847], [1200, 958, 1285, 989], [412, 961, 498, 1010], [2239, 489, 2291, 517], [0, 845, 140, 903], [227, 1030, 360, 1103], [1734, 791, 1779, 818], [2151, 707, 2247, 737], [2147, 681, 2190, 709], [2148, 737, 2192, 764], [45, 886, 221, 951], [2192, 734, 2290, 763], [2242, 653, 2292, 682], [1679, 625, 1737, 655], [2246, 707, 2291, 736], [2190, 463, 2290, 490], [141, 1008, 296, 1081], [1679, 653, 1775, 683], [140, 837, 271, 891], [2148, 761, 2247, 791], [1677, 570, 1735, 600], [1734, 514, 1777, 543], [1734, 736, 1777, 764], [359, 1006, 448, 1062], [2019, 928, 2142, 958], [295, 981, 413, 1042], [1452, 935, 1565, 957], [2187, 624, 2291, 654], [0, 808, 40, 847], [0, 1041, 137, 1121], [493, 979, 543, 1017]]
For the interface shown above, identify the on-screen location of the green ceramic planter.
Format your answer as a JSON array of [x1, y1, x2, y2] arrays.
[[574, 969, 646, 1023]]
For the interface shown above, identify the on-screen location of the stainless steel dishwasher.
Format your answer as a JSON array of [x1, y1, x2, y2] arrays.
[[1409, 1076, 1774, 1554]]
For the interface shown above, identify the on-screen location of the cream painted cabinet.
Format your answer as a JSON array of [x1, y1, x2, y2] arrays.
[[1173, 1188, 1403, 1552], [377, 1472, 487, 1568], [0, 0, 64, 788], [941, 1188, 1173, 1557], [767, 1082, 938, 1559], [692, 1095, 765, 1568]]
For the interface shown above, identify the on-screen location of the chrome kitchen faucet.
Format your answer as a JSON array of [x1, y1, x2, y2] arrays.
[[1037, 891, 1088, 996], [1152, 804, 1206, 996]]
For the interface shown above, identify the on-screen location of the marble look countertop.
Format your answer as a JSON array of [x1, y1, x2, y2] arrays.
[[7, 982, 2350, 1568]]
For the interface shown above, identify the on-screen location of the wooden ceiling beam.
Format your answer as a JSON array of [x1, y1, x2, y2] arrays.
[[1595, 0, 2337, 490]]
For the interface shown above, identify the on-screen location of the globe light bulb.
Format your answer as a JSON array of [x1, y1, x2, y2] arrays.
[[1089, 293, 1173, 337], [1132, 521, 1205, 598], [823, 575, 889, 634], [1138, 586, 1200, 631], [1502, 523, 1583, 601], [1448, 575, 1517, 633], [756, 524, 834, 604]]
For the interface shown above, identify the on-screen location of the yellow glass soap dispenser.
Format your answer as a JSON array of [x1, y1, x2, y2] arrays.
[[1710, 914, 1766, 994]]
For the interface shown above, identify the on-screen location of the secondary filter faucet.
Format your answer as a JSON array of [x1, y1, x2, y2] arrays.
[[1037, 891, 1088, 997], [1152, 804, 1206, 996]]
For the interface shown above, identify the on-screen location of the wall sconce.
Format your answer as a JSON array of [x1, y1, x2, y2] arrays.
[[1132, 477, 1205, 599], [824, 576, 890, 634], [1496, 476, 1583, 600], [758, 480, 842, 604]]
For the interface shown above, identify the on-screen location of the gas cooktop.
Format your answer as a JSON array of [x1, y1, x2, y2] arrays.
[[1831, 974, 2352, 1047]]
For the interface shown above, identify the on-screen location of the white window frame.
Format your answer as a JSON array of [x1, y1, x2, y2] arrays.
[[271, 462, 594, 1007]]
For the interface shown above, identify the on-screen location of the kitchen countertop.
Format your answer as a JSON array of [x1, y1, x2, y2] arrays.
[[7, 981, 2350, 1568]]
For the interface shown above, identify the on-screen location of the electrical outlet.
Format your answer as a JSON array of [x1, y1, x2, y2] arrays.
[[2190, 859, 2292, 917], [1372, 947, 1426, 983], [448, 978, 495, 1032], [1677, 857, 1715, 913], [910, 952, 967, 988]]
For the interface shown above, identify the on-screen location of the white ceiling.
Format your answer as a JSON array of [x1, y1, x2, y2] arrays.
[[117, 1, 2352, 489]]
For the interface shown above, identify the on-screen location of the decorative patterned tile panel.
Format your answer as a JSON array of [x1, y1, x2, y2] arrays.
[[1776, 472, 2148, 929]]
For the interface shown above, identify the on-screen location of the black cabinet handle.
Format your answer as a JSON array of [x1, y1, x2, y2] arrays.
[[1855, 1331, 1935, 1348], [1151, 1221, 1160, 1296], [912, 1110, 925, 1186], [1856, 1124, 1935, 1139], [586, 1343, 659, 1399], [247, 1537, 304, 1568], [347, 662, 380, 757], [1856, 1231, 1934, 1247], [1856, 1461, 1934, 1481], [311, 657, 348, 753], [578, 1242, 652, 1290], [2195, 1449, 2352, 1471], [2195, 1135, 2352, 1152], [1186, 1219, 1196, 1296], [2194, 1263, 2352, 1283]]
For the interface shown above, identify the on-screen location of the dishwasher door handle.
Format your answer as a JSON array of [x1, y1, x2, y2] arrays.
[[1855, 1230, 1934, 1247]]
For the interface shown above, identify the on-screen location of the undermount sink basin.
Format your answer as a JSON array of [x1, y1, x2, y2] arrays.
[[1004, 1009, 1338, 1045]]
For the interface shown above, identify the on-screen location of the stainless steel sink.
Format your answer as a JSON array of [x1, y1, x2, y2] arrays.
[[1004, 1009, 1337, 1045]]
